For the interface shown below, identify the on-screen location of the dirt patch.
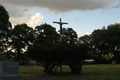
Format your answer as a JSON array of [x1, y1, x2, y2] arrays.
[[22, 72, 89, 79], [23, 73, 53, 79]]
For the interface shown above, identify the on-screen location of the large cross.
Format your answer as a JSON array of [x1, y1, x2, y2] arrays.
[[53, 18, 68, 41], [53, 18, 68, 73]]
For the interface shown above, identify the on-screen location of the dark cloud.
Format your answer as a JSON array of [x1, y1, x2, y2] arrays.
[[0, 0, 117, 27], [0, 3, 30, 17], [1, 0, 116, 13]]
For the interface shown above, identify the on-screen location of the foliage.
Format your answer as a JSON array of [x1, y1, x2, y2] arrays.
[[27, 23, 60, 74], [67, 44, 89, 74], [90, 29, 109, 63], [0, 53, 8, 61], [62, 28, 78, 43], [18, 53, 30, 65], [27, 24, 88, 74], [106, 24, 120, 63], [79, 35, 91, 45], [0, 4, 12, 53], [11, 24, 34, 61], [34, 23, 59, 43], [88, 23, 120, 63]]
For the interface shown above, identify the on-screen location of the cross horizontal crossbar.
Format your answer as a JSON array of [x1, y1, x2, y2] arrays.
[[53, 18, 68, 41], [53, 21, 68, 25]]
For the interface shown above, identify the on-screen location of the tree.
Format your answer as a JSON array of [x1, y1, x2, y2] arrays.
[[90, 28, 109, 63], [65, 43, 89, 74], [62, 28, 78, 44], [79, 35, 91, 45], [0, 4, 12, 53], [89, 24, 120, 63], [27, 24, 88, 74], [106, 23, 120, 63], [27, 23, 60, 74], [34, 23, 59, 44], [11, 24, 34, 61]]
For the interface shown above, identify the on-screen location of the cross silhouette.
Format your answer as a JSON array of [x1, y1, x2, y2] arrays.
[[53, 18, 68, 41], [53, 18, 68, 73]]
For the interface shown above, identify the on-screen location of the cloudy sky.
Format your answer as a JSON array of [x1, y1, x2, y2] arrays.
[[1, 0, 120, 37]]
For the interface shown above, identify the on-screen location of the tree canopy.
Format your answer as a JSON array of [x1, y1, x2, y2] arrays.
[[62, 28, 78, 43], [11, 23, 34, 61], [0, 5, 12, 53]]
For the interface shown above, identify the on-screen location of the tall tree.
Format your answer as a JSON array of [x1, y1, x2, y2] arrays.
[[34, 23, 59, 44], [79, 35, 91, 45], [11, 24, 34, 61], [90, 28, 109, 63], [62, 28, 78, 43], [79, 35, 91, 59], [28, 24, 88, 74], [90, 24, 120, 63], [0, 4, 12, 53], [107, 23, 120, 63], [27, 23, 59, 74]]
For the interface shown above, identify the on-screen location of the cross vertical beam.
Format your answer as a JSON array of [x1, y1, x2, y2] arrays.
[[53, 18, 68, 41], [53, 18, 68, 73]]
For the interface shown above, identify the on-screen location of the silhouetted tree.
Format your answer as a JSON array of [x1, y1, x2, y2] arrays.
[[90, 28, 109, 63], [89, 24, 120, 63], [106, 24, 120, 63], [11, 24, 34, 61], [27, 23, 60, 74], [28, 24, 89, 74], [0, 4, 12, 53], [62, 28, 78, 44]]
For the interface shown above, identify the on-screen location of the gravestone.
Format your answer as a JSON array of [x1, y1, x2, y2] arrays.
[[0, 61, 22, 78], [112, 60, 116, 65]]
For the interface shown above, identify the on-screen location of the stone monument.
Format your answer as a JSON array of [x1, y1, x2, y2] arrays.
[[112, 60, 116, 65], [0, 61, 22, 78]]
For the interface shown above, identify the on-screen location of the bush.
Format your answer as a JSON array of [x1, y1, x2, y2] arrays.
[[27, 42, 89, 75]]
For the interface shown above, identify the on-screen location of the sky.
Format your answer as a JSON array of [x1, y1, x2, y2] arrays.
[[0, 0, 120, 37]]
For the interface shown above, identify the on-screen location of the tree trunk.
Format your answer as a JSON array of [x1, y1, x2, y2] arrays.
[[17, 49, 20, 61], [60, 62, 62, 73]]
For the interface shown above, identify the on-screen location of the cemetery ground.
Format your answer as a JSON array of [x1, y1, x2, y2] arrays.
[[1, 64, 120, 80]]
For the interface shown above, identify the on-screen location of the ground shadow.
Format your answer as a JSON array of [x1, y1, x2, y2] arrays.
[[23, 71, 89, 79]]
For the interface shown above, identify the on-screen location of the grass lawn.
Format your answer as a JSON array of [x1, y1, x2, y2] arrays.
[[1, 64, 120, 80]]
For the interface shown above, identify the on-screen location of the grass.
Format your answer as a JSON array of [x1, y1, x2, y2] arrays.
[[19, 66, 44, 75], [1, 64, 120, 80]]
